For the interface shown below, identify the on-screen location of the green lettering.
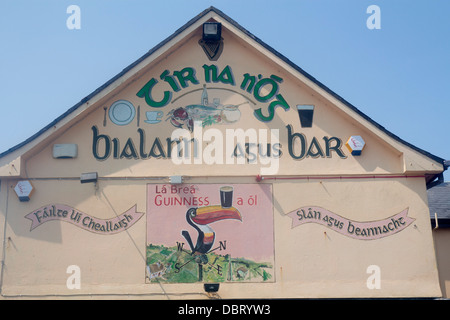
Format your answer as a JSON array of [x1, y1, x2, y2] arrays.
[[136, 78, 171, 108], [173, 67, 199, 88]]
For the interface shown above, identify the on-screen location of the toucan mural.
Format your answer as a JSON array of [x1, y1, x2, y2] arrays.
[[180, 205, 242, 281], [146, 183, 275, 284], [182, 205, 242, 256]]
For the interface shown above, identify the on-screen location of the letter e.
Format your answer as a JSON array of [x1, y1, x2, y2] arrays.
[[66, 5, 81, 30]]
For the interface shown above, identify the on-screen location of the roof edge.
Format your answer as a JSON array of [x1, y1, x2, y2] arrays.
[[0, 6, 446, 169], [213, 7, 446, 167], [0, 7, 217, 160]]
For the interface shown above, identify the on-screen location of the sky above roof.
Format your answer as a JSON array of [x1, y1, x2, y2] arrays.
[[1, 0, 449, 179]]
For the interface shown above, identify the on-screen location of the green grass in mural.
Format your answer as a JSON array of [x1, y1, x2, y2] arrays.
[[146, 244, 273, 283]]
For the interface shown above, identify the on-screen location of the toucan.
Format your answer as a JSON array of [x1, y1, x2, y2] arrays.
[[181, 205, 242, 255]]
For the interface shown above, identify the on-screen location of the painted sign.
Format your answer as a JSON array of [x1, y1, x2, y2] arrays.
[[136, 64, 289, 122], [146, 183, 274, 283], [166, 85, 242, 131], [91, 124, 346, 163], [14, 180, 34, 202], [287, 206, 415, 240], [25, 204, 144, 234], [346, 135, 366, 156], [90, 63, 351, 166]]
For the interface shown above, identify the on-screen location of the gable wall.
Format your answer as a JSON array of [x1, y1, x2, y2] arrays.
[[0, 13, 443, 298]]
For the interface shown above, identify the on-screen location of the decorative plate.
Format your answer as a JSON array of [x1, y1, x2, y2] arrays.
[[108, 100, 135, 126]]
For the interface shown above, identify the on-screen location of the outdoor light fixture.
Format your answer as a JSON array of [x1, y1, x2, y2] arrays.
[[202, 22, 222, 41], [204, 283, 220, 293], [80, 172, 98, 184], [199, 22, 223, 61]]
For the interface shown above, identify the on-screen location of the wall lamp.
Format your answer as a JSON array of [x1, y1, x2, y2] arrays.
[[80, 172, 98, 184], [202, 22, 222, 41], [204, 283, 219, 293], [200, 22, 223, 61]]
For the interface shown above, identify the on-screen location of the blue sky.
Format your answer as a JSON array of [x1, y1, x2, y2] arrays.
[[1, 0, 449, 179]]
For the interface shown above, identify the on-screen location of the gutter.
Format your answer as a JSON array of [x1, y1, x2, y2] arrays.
[[426, 160, 449, 190]]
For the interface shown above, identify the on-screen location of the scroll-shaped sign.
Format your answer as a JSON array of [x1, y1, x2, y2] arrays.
[[25, 204, 144, 235], [287, 206, 415, 240]]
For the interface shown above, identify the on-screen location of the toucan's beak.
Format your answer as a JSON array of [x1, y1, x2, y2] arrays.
[[192, 205, 242, 225]]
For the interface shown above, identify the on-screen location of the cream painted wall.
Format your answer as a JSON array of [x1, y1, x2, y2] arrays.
[[0, 176, 442, 298], [433, 230, 450, 298], [23, 28, 406, 180], [0, 15, 444, 299]]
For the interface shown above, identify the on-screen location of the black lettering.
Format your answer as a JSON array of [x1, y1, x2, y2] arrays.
[[323, 136, 346, 159], [120, 138, 139, 159], [92, 125, 111, 160], [149, 138, 166, 158], [307, 137, 325, 158], [287, 125, 306, 160], [138, 128, 148, 158]]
